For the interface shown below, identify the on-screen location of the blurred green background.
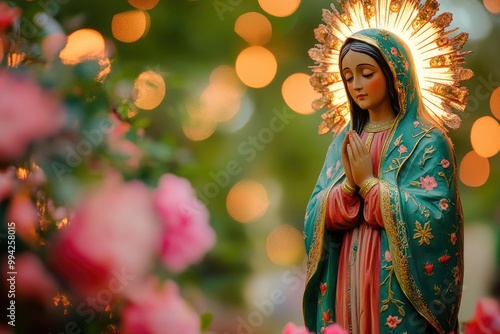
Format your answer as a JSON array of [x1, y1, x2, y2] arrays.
[[12, 0, 500, 332]]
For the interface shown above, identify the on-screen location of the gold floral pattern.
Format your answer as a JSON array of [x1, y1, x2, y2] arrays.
[[419, 146, 435, 168], [380, 255, 406, 316], [414, 221, 434, 246]]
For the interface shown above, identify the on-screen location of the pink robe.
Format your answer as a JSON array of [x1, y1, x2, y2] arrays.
[[325, 129, 390, 334]]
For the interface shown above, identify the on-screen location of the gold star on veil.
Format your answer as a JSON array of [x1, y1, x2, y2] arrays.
[[309, 0, 474, 135]]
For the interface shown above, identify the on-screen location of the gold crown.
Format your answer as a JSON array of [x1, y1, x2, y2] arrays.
[[309, 0, 474, 135]]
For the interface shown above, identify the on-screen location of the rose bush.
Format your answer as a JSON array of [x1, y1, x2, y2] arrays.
[[0, 3, 217, 333]]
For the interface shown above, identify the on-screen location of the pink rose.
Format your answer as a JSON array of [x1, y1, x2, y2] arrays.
[[465, 298, 500, 334], [384, 250, 392, 263], [450, 232, 457, 245], [48, 179, 161, 302], [386, 315, 402, 329], [413, 121, 420, 128], [391, 47, 398, 56], [12, 253, 58, 306], [398, 145, 407, 155], [439, 198, 449, 211], [324, 324, 348, 334], [440, 159, 450, 169], [0, 167, 14, 202], [0, 2, 20, 31], [282, 323, 312, 334], [121, 278, 200, 334], [6, 192, 38, 244], [0, 71, 66, 163], [153, 173, 216, 272], [404, 61, 409, 72], [420, 175, 438, 191]]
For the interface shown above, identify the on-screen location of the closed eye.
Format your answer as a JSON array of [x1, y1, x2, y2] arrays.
[[363, 73, 374, 78]]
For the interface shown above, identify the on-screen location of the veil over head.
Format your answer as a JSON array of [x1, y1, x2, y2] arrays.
[[339, 28, 422, 134], [309, 0, 473, 136]]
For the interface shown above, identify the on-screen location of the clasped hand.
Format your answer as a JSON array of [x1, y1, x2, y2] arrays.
[[341, 130, 374, 188]]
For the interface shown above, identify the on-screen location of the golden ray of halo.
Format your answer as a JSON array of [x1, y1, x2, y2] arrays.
[[309, 0, 474, 135]]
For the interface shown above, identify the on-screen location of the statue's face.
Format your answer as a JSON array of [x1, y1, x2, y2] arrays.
[[341, 50, 389, 114]]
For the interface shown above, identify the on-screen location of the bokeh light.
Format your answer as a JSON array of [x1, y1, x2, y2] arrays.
[[235, 46, 277, 88], [200, 85, 240, 123], [128, 0, 159, 10], [470, 116, 500, 158], [226, 180, 270, 223], [266, 224, 305, 266], [218, 96, 254, 133], [183, 65, 246, 140], [483, 0, 500, 14], [234, 12, 272, 45], [7, 52, 26, 68], [112, 10, 150, 43], [200, 65, 245, 122], [133, 70, 166, 110], [16, 167, 28, 180], [490, 87, 500, 120], [56, 218, 70, 230], [210, 64, 244, 89], [59, 29, 105, 65], [258, 0, 301, 17], [182, 102, 217, 141], [459, 151, 490, 187], [282, 73, 321, 115]]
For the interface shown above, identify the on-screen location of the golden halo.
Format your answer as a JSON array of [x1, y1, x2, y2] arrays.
[[309, 0, 474, 135]]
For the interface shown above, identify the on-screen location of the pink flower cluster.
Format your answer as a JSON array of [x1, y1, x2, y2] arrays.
[[48, 179, 161, 299], [121, 278, 200, 334], [44, 173, 215, 330], [13, 253, 58, 306], [0, 71, 66, 163], [154, 173, 216, 272]]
